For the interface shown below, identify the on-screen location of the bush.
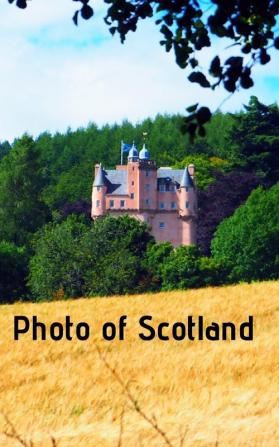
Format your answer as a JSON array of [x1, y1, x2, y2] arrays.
[[211, 182, 279, 282], [161, 245, 225, 290]]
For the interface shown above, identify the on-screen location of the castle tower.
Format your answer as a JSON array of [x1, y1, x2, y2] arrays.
[[138, 144, 157, 211], [91, 164, 107, 218], [127, 144, 140, 209], [179, 165, 197, 244]]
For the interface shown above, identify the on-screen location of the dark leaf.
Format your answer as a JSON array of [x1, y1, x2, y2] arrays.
[[73, 10, 79, 26], [196, 106, 212, 125], [274, 37, 279, 49], [189, 57, 199, 68], [16, 0, 27, 9], [188, 71, 210, 88], [186, 103, 199, 113], [209, 56, 221, 77], [81, 4, 94, 20]]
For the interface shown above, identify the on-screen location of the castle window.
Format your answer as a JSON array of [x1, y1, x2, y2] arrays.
[[145, 199, 149, 206], [120, 200, 125, 207], [145, 184, 150, 191], [159, 184, 165, 192], [131, 193, 134, 199], [97, 186, 101, 191], [186, 187, 189, 192], [185, 201, 190, 209], [159, 222, 165, 229], [146, 171, 149, 177], [96, 200, 100, 208], [169, 184, 175, 192], [171, 202, 176, 209], [160, 202, 165, 209], [132, 181, 134, 186], [110, 200, 114, 208]]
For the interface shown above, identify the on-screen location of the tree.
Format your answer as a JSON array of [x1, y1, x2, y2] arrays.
[[0, 241, 28, 303], [211, 182, 279, 282], [82, 215, 155, 295], [228, 96, 279, 185], [160, 245, 222, 290], [8, 1, 279, 138], [197, 170, 261, 255], [29, 216, 89, 300], [29, 215, 154, 300], [83, 248, 139, 296], [143, 242, 174, 290], [0, 135, 50, 246]]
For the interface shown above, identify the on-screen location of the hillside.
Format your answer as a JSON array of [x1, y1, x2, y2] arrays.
[[0, 281, 278, 446]]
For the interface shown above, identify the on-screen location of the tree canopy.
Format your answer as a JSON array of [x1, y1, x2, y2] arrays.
[[211, 182, 279, 282]]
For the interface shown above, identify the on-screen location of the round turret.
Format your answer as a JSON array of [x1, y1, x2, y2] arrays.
[[92, 164, 107, 218]]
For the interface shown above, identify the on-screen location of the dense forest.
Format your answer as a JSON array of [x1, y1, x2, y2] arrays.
[[0, 96, 278, 302]]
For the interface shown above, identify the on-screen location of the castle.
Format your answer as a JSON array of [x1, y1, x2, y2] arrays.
[[91, 144, 197, 246]]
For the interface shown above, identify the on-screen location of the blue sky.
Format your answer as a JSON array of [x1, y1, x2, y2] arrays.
[[0, 0, 278, 142]]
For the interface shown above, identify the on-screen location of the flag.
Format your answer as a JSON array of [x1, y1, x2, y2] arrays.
[[121, 142, 133, 153]]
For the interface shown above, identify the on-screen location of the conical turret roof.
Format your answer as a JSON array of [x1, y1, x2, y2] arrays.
[[93, 164, 106, 187], [139, 143, 150, 160], [180, 166, 194, 188]]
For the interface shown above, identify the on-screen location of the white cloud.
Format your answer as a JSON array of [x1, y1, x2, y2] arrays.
[[0, 0, 278, 141]]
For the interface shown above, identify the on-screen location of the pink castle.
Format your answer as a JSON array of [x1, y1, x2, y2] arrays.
[[91, 144, 197, 246]]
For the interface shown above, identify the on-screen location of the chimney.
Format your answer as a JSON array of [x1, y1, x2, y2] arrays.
[[188, 164, 195, 179], [94, 164, 100, 177]]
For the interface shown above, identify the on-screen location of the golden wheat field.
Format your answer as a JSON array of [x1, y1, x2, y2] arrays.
[[0, 281, 278, 447]]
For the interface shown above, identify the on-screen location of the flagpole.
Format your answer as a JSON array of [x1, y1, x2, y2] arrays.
[[121, 140, 123, 165]]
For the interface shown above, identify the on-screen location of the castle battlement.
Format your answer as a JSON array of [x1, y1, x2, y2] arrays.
[[91, 144, 197, 246]]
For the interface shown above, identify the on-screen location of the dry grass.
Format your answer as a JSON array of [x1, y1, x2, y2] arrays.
[[0, 281, 278, 446]]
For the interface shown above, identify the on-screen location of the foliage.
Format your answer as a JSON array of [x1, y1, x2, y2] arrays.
[[0, 241, 27, 303], [228, 96, 279, 184], [0, 135, 49, 246], [174, 154, 230, 190], [83, 248, 139, 296], [160, 245, 225, 290], [59, 200, 91, 221], [8, 0, 279, 137], [143, 242, 174, 290], [29, 215, 154, 300], [29, 216, 89, 300], [82, 215, 155, 296], [211, 182, 279, 282], [197, 170, 261, 255]]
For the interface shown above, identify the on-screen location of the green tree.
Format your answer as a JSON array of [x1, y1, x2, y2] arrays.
[[160, 245, 226, 290], [29, 215, 154, 300], [82, 215, 155, 295], [84, 248, 139, 296], [161, 245, 204, 290], [211, 182, 279, 282], [0, 241, 27, 303], [0, 135, 49, 246], [228, 97, 279, 184], [143, 242, 173, 290], [29, 216, 89, 300]]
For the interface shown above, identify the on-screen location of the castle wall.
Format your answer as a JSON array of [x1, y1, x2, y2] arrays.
[[109, 210, 196, 247]]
